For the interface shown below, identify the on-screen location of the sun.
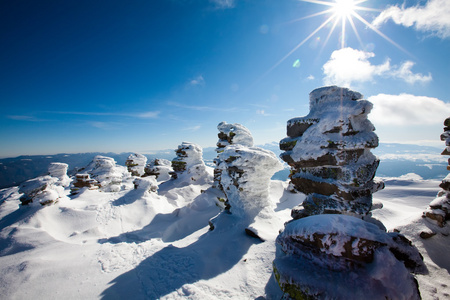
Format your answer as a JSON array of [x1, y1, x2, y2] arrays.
[[332, 0, 357, 18]]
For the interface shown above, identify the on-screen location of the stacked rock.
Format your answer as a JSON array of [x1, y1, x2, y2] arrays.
[[170, 142, 211, 184], [144, 158, 173, 182], [213, 122, 254, 192], [279, 86, 384, 219], [274, 87, 426, 299], [125, 153, 147, 177], [215, 145, 282, 218], [19, 163, 70, 206], [72, 156, 129, 193], [70, 174, 100, 194], [423, 117, 450, 229]]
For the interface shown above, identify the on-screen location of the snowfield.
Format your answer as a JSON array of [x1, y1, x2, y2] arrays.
[[0, 170, 449, 299]]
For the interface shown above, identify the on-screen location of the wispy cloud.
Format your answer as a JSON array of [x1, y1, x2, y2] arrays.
[[210, 0, 235, 9], [167, 101, 241, 112], [43, 110, 160, 119], [368, 93, 450, 126], [182, 125, 201, 132], [188, 75, 205, 87], [372, 0, 450, 39], [6, 115, 46, 122], [322, 47, 431, 87]]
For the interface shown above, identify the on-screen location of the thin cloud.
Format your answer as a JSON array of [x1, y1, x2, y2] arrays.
[[188, 75, 205, 87], [322, 47, 431, 86], [167, 101, 241, 112], [372, 0, 450, 39], [210, 0, 235, 9], [7, 115, 46, 122], [182, 125, 201, 132], [368, 93, 450, 126], [43, 110, 160, 119]]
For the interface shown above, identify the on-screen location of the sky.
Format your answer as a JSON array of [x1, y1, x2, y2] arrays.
[[1, 0, 449, 158]]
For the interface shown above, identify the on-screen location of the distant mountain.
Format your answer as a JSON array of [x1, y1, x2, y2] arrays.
[[0, 142, 447, 189]]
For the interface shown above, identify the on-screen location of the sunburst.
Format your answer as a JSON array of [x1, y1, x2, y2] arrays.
[[264, 0, 409, 75]]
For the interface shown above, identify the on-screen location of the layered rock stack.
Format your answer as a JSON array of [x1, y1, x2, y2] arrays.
[[125, 153, 147, 177], [279, 86, 384, 219], [70, 174, 100, 194], [144, 158, 173, 182], [274, 87, 426, 299], [213, 122, 254, 193], [423, 117, 450, 229], [170, 142, 211, 184], [19, 163, 70, 206]]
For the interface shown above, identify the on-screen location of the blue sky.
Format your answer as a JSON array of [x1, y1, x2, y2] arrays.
[[1, 0, 449, 157]]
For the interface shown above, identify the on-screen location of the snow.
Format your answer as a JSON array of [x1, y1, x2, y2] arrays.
[[1, 162, 450, 299]]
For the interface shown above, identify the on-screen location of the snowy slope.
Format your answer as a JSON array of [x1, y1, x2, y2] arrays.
[[0, 172, 449, 299]]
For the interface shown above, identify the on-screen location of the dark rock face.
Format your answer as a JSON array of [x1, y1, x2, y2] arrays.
[[423, 117, 450, 228], [279, 86, 384, 218]]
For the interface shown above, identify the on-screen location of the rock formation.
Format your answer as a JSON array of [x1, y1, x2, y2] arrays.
[[19, 163, 70, 206], [70, 174, 100, 194], [274, 215, 427, 299], [213, 121, 254, 194], [170, 142, 212, 184], [133, 176, 158, 193], [423, 117, 450, 229], [279, 86, 384, 219], [72, 156, 129, 193], [215, 145, 283, 217], [144, 158, 173, 182], [125, 153, 147, 177], [274, 86, 425, 299]]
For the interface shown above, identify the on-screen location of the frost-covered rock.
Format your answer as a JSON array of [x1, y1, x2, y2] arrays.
[[280, 86, 384, 218], [125, 153, 147, 176], [274, 215, 426, 300], [70, 174, 100, 194], [48, 162, 71, 187], [214, 121, 254, 193], [74, 156, 129, 192], [144, 158, 172, 182], [215, 145, 283, 217], [423, 117, 450, 229], [133, 176, 158, 193], [19, 162, 70, 206], [170, 142, 212, 184]]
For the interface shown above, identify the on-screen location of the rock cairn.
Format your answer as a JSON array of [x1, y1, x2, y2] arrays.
[[274, 87, 426, 299], [19, 163, 70, 206], [170, 142, 211, 184], [423, 117, 450, 229], [279, 86, 384, 219], [125, 153, 147, 177], [213, 122, 254, 194], [144, 158, 173, 182]]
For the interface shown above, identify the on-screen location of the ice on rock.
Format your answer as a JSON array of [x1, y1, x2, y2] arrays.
[[274, 215, 426, 300], [19, 162, 70, 206], [48, 162, 71, 187], [216, 145, 283, 217], [280, 86, 384, 218], [213, 121, 254, 195], [125, 153, 147, 177], [72, 155, 130, 193], [274, 87, 424, 299], [170, 142, 212, 184], [144, 158, 173, 182], [423, 117, 450, 229]]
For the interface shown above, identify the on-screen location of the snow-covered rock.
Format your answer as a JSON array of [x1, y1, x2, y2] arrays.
[[125, 153, 147, 176], [216, 145, 283, 217], [274, 214, 426, 299], [423, 117, 450, 229], [74, 155, 130, 192], [48, 162, 71, 187], [18, 162, 70, 206], [144, 158, 172, 182], [280, 86, 384, 218], [133, 176, 158, 193], [170, 142, 212, 184], [214, 121, 254, 194]]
